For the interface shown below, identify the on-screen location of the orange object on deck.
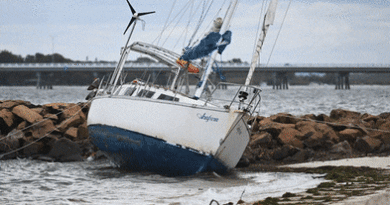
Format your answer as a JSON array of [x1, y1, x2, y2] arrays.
[[176, 59, 200, 73]]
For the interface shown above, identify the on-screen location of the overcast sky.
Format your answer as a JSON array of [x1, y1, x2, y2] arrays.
[[1, 0, 389, 64]]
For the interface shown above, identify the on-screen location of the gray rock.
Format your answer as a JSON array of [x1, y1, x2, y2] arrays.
[[48, 138, 83, 162]]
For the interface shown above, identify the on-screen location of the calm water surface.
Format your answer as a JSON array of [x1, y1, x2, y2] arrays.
[[1, 85, 389, 204]]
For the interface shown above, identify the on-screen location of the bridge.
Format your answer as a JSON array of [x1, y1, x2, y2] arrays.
[[1, 62, 389, 89]]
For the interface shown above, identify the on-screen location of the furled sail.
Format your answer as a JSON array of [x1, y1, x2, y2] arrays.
[[244, 0, 278, 86], [177, 17, 232, 73], [180, 30, 232, 61]]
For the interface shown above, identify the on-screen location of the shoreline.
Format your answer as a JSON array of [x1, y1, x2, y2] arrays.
[[235, 157, 390, 205]]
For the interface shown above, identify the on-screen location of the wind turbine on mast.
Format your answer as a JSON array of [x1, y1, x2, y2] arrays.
[[123, 0, 155, 35], [110, 0, 155, 91]]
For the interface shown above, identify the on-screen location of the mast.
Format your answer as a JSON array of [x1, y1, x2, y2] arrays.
[[244, 0, 278, 86], [110, 21, 138, 93], [193, 0, 239, 99]]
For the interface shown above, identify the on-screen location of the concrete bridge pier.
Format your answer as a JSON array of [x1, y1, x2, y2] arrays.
[[273, 72, 289, 90], [336, 72, 350, 90], [36, 72, 53, 89]]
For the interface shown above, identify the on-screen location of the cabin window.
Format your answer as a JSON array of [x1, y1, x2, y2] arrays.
[[157, 94, 179, 102], [124, 87, 136, 96], [137, 89, 155, 98]]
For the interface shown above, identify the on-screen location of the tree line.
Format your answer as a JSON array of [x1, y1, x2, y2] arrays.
[[0, 50, 73, 63]]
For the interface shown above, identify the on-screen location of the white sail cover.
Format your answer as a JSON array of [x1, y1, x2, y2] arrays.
[[245, 0, 278, 86]]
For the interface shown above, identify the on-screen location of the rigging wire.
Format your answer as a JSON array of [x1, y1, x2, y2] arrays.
[[181, 0, 195, 49], [266, 0, 292, 66], [155, 0, 177, 46], [161, 1, 194, 48], [152, 0, 193, 46], [173, 0, 199, 50], [187, 0, 216, 48]]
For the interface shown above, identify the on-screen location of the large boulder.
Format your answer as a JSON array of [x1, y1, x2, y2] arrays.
[[0, 109, 15, 134], [56, 114, 84, 132], [289, 149, 315, 163], [77, 122, 89, 140], [270, 113, 299, 124], [272, 144, 300, 160], [378, 132, 390, 146], [27, 120, 57, 139], [329, 141, 352, 156], [43, 113, 59, 122], [64, 127, 78, 140], [249, 132, 273, 149], [314, 123, 339, 142], [303, 131, 325, 149], [361, 113, 380, 124], [379, 112, 390, 120], [295, 121, 317, 141], [0, 130, 24, 159], [22, 140, 45, 157], [42, 103, 69, 114], [298, 122, 338, 149], [276, 128, 304, 149], [47, 138, 83, 162], [339, 128, 364, 143], [12, 105, 43, 124], [316, 114, 331, 122], [355, 136, 382, 153], [258, 118, 295, 138], [330, 109, 361, 120], [0, 100, 30, 110]]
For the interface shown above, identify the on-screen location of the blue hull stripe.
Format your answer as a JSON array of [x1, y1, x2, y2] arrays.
[[88, 125, 227, 176]]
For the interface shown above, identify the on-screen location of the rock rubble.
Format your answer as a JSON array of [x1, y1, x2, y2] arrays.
[[238, 109, 390, 167], [1, 100, 389, 167], [0, 100, 94, 162]]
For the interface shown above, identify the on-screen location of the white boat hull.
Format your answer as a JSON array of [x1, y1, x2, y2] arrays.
[[87, 96, 250, 175]]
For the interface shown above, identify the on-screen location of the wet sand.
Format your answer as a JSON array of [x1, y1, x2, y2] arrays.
[[284, 156, 390, 170]]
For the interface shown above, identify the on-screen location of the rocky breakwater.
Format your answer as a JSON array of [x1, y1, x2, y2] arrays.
[[0, 100, 95, 162], [2, 99, 390, 168], [239, 109, 390, 167]]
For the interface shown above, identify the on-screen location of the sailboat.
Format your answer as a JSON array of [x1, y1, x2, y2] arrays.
[[87, 0, 278, 176]]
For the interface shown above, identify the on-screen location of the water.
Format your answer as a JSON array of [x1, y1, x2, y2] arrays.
[[1, 159, 325, 205], [1, 84, 389, 204]]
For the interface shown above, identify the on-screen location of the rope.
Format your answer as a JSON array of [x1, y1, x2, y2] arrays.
[[0, 100, 92, 160], [266, 0, 292, 66]]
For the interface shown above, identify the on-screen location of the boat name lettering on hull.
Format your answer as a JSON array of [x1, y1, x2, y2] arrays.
[[197, 113, 219, 122]]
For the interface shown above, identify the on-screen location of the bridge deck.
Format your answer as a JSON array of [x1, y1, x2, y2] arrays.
[[0, 63, 389, 73]]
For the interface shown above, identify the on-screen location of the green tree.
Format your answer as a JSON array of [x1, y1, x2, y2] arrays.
[[35, 53, 45, 63], [0, 50, 23, 63], [25, 54, 35, 63]]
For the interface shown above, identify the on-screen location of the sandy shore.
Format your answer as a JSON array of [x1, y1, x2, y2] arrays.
[[283, 156, 390, 205], [284, 156, 390, 170]]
